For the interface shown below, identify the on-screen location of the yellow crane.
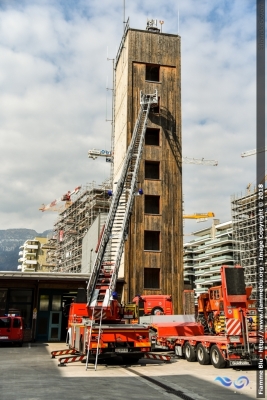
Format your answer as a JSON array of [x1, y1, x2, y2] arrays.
[[183, 212, 215, 220]]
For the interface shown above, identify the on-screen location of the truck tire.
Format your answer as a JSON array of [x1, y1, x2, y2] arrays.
[[196, 343, 210, 365], [151, 307, 164, 315], [184, 342, 197, 362], [210, 345, 226, 369]]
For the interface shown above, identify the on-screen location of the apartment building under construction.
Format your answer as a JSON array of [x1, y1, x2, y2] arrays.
[[45, 183, 110, 273], [231, 188, 267, 306]]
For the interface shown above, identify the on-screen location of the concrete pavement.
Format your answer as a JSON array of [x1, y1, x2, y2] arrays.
[[0, 342, 264, 400]]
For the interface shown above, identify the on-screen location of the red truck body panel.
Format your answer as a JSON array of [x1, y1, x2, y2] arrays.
[[132, 295, 173, 315], [0, 316, 25, 345], [151, 322, 204, 337]]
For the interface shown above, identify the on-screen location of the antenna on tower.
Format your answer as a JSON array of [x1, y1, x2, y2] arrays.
[[178, 6, 180, 34], [123, 0, 126, 33]]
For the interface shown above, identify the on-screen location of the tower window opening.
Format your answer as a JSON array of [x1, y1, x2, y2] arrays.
[[144, 230, 160, 251], [144, 268, 160, 289], [145, 128, 160, 146], [145, 161, 160, 180], [146, 64, 160, 82], [145, 195, 160, 214]]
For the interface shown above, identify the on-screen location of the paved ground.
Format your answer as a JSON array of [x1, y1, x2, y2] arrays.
[[0, 342, 264, 400]]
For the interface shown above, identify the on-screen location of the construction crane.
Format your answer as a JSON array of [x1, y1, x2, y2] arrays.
[[183, 212, 215, 221], [88, 150, 218, 166], [241, 147, 267, 158], [182, 157, 218, 166], [241, 147, 266, 193], [39, 186, 81, 212]]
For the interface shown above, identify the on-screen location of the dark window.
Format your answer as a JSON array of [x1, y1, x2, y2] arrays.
[[13, 318, 21, 328], [144, 231, 160, 250], [146, 65, 160, 82], [144, 268, 160, 289], [145, 161, 160, 179], [9, 290, 32, 303], [0, 317, 11, 328], [8, 289, 33, 329], [225, 268, 246, 295], [145, 128, 160, 146], [145, 195, 160, 214]]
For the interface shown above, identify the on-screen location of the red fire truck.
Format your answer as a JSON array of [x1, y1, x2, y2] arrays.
[[0, 315, 25, 346]]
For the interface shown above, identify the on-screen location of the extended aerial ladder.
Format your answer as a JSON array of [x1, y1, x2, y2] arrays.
[[87, 91, 157, 310], [85, 91, 158, 368]]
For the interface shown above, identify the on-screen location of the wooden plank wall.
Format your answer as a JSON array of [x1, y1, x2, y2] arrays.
[[116, 29, 183, 314]]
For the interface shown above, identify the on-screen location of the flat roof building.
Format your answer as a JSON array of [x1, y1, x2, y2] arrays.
[[183, 220, 234, 300]]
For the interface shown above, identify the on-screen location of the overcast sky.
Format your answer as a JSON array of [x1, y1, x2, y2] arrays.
[[0, 0, 261, 236]]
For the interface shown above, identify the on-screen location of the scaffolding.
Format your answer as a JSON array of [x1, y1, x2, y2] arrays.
[[231, 187, 267, 301], [45, 181, 111, 273]]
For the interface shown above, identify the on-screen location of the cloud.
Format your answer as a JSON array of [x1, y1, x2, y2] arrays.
[[0, 0, 260, 235]]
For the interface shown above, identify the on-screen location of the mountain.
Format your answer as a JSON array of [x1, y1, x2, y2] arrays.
[[0, 229, 52, 271]]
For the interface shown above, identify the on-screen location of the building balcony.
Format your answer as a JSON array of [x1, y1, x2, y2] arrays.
[[24, 259, 37, 265], [195, 278, 205, 284], [194, 287, 209, 295], [183, 255, 194, 261], [184, 270, 195, 277], [25, 244, 38, 250], [184, 263, 194, 269], [202, 275, 221, 285], [25, 252, 37, 258], [203, 255, 234, 266], [195, 269, 206, 276], [193, 253, 209, 261], [205, 246, 233, 255]]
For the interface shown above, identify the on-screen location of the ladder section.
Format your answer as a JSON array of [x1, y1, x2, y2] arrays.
[[87, 91, 158, 308]]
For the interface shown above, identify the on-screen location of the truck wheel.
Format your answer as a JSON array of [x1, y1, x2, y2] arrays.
[[151, 307, 164, 315], [184, 342, 196, 362], [210, 345, 226, 369], [196, 343, 210, 365]]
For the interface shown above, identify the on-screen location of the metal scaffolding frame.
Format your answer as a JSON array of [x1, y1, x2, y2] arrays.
[[45, 181, 111, 273]]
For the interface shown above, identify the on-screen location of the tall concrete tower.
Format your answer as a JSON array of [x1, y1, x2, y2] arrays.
[[113, 21, 183, 314]]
